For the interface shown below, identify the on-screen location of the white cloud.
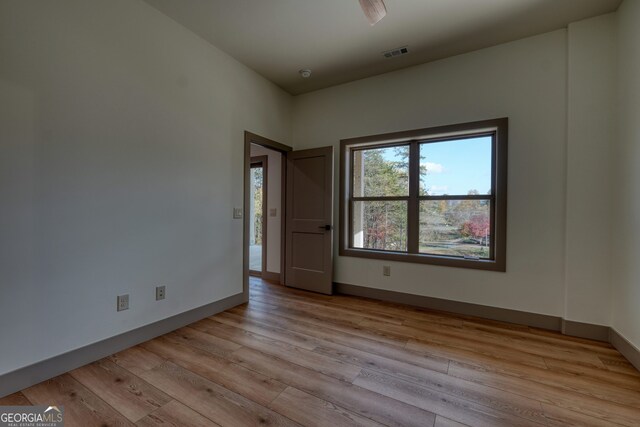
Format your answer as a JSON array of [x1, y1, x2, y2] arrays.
[[422, 162, 444, 173]]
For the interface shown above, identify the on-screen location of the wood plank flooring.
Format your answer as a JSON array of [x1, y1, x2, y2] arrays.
[[3, 277, 640, 427]]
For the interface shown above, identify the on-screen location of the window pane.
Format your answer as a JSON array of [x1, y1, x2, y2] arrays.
[[420, 136, 492, 196], [419, 199, 491, 259], [353, 201, 407, 252], [353, 146, 409, 197]]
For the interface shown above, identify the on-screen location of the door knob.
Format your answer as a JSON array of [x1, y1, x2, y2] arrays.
[[319, 225, 332, 231]]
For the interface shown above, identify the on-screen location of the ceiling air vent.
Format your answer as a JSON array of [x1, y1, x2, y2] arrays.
[[383, 46, 409, 58]]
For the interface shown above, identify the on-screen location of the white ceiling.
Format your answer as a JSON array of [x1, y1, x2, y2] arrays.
[[144, 0, 621, 95]]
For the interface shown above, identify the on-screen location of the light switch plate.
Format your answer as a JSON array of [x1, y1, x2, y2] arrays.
[[117, 294, 129, 311], [269, 208, 277, 217], [233, 207, 243, 219], [383, 266, 391, 276]]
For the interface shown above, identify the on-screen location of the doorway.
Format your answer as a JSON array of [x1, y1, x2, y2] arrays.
[[243, 131, 334, 300], [249, 156, 267, 276], [243, 132, 291, 301]]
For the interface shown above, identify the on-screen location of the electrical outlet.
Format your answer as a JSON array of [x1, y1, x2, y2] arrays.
[[117, 294, 129, 311], [233, 207, 243, 219], [156, 285, 166, 301], [383, 265, 391, 276]]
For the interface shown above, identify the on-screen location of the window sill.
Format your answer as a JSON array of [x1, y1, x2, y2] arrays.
[[339, 247, 506, 272]]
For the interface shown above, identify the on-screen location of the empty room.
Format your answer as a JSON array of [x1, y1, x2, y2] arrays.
[[1, 0, 640, 426]]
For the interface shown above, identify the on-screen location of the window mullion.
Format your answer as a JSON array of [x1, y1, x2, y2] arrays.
[[407, 141, 420, 254]]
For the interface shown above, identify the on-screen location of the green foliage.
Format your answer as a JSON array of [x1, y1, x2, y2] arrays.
[[359, 148, 409, 251], [362, 147, 409, 196]]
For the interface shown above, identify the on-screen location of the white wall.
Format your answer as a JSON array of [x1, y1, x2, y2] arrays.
[[612, 0, 640, 349], [294, 31, 569, 317], [0, 0, 291, 376], [565, 14, 617, 325], [250, 144, 282, 275]]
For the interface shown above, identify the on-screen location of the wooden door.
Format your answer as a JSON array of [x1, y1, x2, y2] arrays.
[[285, 147, 334, 294]]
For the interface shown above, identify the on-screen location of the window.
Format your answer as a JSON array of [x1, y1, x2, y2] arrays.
[[340, 118, 507, 271]]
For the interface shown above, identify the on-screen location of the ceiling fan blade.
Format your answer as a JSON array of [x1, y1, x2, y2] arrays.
[[359, 0, 387, 26]]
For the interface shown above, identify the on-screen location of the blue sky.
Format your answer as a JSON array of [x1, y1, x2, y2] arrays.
[[379, 136, 492, 196], [420, 136, 492, 195]]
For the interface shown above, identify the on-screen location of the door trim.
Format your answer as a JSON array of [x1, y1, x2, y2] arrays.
[[249, 156, 268, 277], [243, 131, 292, 302]]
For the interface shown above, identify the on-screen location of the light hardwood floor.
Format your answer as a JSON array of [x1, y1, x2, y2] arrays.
[[3, 278, 640, 426]]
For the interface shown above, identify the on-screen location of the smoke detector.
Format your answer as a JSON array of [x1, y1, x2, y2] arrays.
[[382, 46, 409, 58], [299, 69, 312, 78]]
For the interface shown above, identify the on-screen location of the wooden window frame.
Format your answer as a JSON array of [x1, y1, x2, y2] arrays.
[[339, 118, 508, 272]]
